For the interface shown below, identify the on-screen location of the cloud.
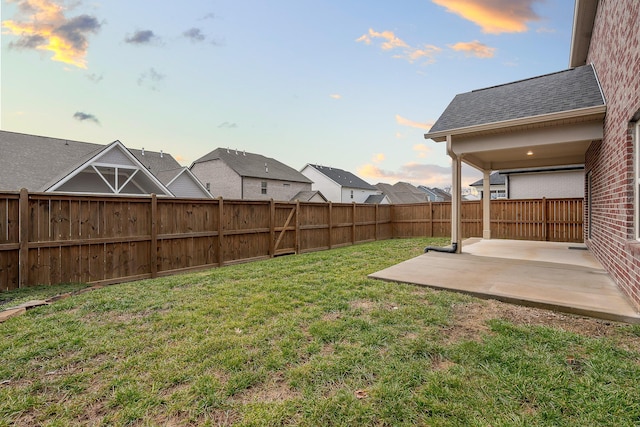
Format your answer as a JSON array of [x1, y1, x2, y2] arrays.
[[200, 12, 216, 20], [137, 67, 165, 90], [449, 40, 496, 58], [357, 28, 442, 65], [356, 29, 408, 50], [358, 162, 450, 187], [358, 162, 481, 188], [413, 143, 432, 158], [183, 27, 205, 42], [2, 0, 101, 68], [329, 94, 341, 100], [432, 0, 541, 34], [73, 111, 100, 124], [125, 29, 159, 45], [396, 115, 433, 130], [218, 122, 238, 128], [372, 153, 385, 164]]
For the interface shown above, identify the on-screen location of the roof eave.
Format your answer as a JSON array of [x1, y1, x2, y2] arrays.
[[569, 0, 599, 68], [424, 104, 606, 142]]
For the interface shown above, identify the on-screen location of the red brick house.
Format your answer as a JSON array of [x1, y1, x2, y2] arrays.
[[424, 0, 640, 310], [577, 0, 640, 308]]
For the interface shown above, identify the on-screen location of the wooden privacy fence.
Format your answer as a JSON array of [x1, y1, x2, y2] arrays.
[[0, 190, 583, 291]]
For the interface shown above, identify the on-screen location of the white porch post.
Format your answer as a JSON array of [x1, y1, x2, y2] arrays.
[[448, 135, 462, 253], [482, 170, 492, 239]]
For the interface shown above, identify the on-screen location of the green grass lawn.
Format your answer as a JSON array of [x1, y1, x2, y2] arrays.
[[1, 237, 640, 426]]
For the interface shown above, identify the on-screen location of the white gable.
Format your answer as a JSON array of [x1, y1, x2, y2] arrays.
[[48, 141, 173, 196]]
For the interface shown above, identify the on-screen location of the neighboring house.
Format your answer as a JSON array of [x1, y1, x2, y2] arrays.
[[291, 190, 328, 203], [470, 167, 584, 199], [364, 194, 390, 204], [375, 182, 428, 204], [190, 148, 312, 201], [424, 0, 640, 310], [300, 164, 381, 203], [469, 172, 506, 199], [417, 186, 452, 202], [504, 165, 584, 199], [0, 130, 211, 198]]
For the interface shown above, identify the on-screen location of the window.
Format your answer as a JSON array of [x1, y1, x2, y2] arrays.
[[261, 181, 267, 195], [283, 183, 290, 187], [206, 182, 210, 192], [350, 190, 354, 199]]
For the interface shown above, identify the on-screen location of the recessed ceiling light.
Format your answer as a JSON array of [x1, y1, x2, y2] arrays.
[[526, 150, 534, 156]]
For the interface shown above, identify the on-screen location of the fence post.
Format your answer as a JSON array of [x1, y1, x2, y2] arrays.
[[150, 194, 158, 278], [352, 202, 356, 244], [295, 200, 300, 254], [542, 197, 548, 241], [218, 197, 224, 266], [18, 188, 29, 288], [375, 203, 379, 241], [390, 204, 395, 238], [328, 202, 333, 249], [269, 199, 275, 258]]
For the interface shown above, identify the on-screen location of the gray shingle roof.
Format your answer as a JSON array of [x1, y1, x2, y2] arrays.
[[470, 172, 506, 187], [192, 148, 311, 183], [364, 194, 386, 204], [428, 64, 605, 134], [0, 130, 183, 192], [129, 149, 182, 177], [375, 182, 428, 204], [306, 164, 375, 190], [0, 130, 103, 191], [290, 190, 327, 202]]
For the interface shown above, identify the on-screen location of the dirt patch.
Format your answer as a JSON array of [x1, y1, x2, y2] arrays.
[[448, 299, 640, 344], [349, 299, 376, 312], [233, 373, 301, 405]]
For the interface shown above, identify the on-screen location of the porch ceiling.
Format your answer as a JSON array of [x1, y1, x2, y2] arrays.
[[444, 113, 605, 171]]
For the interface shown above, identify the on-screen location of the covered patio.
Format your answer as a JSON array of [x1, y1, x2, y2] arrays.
[[369, 63, 640, 323], [370, 239, 640, 323]]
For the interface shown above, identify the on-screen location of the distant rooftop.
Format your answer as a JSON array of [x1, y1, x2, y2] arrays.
[[305, 164, 376, 190]]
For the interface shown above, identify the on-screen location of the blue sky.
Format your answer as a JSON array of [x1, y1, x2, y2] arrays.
[[1, 0, 575, 189]]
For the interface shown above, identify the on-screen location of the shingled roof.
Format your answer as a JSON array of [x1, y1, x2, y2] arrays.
[[427, 64, 605, 137], [375, 182, 428, 204], [305, 164, 375, 190], [469, 172, 506, 187], [0, 130, 184, 193], [192, 148, 311, 183]]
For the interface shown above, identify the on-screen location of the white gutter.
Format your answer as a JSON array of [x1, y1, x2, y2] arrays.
[[424, 104, 606, 142]]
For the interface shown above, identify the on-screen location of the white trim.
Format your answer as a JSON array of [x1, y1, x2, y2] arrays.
[[165, 168, 214, 199], [424, 105, 606, 142], [47, 141, 173, 196]]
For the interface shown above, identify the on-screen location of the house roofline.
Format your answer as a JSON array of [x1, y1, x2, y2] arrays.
[[569, 0, 599, 68], [424, 104, 606, 142]]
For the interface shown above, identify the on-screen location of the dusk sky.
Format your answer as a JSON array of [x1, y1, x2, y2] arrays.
[[1, 0, 575, 190]]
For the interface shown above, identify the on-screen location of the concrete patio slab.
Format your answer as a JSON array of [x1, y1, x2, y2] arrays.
[[369, 239, 640, 324]]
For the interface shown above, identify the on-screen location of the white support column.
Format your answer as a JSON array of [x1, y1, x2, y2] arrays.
[[482, 170, 491, 239], [447, 135, 462, 253], [452, 155, 462, 253]]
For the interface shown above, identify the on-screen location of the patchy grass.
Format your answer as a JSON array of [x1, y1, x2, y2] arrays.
[[0, 283, 90, 311], [1, 237, 640, 426]]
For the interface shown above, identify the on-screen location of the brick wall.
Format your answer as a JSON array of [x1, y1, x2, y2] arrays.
[[584, 0, 640, 308]]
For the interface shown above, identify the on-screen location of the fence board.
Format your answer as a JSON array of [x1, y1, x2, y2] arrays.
[[0, 191, 584, 291]]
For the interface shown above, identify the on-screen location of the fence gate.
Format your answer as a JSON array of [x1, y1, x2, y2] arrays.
[[272, 202, 297, 256]]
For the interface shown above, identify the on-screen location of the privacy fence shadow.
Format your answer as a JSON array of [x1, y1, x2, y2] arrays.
[[0, 190, 583, 291]]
